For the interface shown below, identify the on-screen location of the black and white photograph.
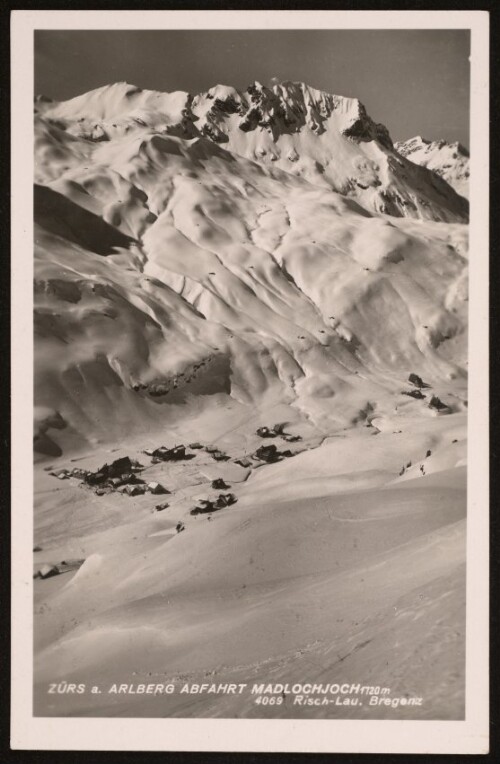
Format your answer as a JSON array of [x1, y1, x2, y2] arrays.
[[11, 9, 489, 754]]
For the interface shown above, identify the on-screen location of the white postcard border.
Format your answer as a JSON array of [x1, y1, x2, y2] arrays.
[[11, 9, 490, 754]]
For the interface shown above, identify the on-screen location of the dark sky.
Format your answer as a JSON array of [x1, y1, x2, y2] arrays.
[[35, 29, 470, 146]]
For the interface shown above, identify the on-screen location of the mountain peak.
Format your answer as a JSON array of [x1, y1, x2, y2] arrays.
[[395, 136, 469, 198], [37, 79, 468, 222]]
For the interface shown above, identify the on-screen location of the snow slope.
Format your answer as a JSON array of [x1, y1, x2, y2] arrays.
[[33, 417, 466, 719]]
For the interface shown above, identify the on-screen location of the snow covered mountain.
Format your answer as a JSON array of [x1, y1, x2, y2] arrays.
[[395, 136, 470, 199], [33, 79, 469, 719], [38, 80, 467, 222], [34, 80, 468, 454]]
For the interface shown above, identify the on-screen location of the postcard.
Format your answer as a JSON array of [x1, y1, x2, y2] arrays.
[[11, 9, 489, 754]]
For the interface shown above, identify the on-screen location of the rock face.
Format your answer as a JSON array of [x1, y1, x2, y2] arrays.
[[395, 136, 470, 199]]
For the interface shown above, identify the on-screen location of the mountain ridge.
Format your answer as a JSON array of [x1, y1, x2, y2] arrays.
[[394, 135, 469, 199], [36, 79, 468, 223]]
